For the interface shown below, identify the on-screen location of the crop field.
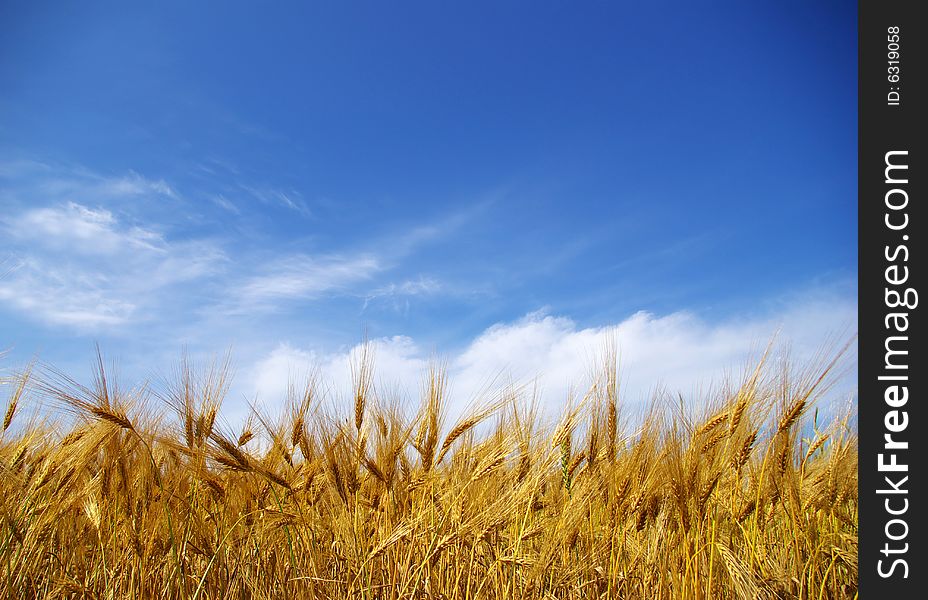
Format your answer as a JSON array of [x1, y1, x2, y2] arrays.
[[0, 346, 857, 599]]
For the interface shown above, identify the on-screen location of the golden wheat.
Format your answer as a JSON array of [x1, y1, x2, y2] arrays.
[[0, 344, 857, 599]]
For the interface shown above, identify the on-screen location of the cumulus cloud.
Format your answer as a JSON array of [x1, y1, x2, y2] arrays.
[[247, 336, 429, 417], [246, 290, 857, 421]]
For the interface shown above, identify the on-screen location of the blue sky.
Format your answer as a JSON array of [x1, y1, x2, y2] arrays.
[[1, 1, 857, 416]]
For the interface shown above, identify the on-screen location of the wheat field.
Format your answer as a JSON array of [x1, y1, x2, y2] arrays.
[[0, 344, 857, 599]]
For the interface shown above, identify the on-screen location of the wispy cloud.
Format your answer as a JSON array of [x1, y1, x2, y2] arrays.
[[224, 201, 493, 314], [0, 154, 498, 330], [386, 198, 494, 257], [233, 253, 381, 311], [0, 199, 225, 329], [362, 276, 442, 313], [210, 194, 241, 215], [0, 256, 136, 327], [8, 202, 165, 255], [91, 170, 176, 199], [240, 184, 312, 217], [0, 158, 54, 178], [18, 166, 177, 201], [0, 158, 224, 330]]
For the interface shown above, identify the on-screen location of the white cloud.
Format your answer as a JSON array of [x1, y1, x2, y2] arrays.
[[249, 336, 429, 409], [250, 343, 321, 401], [94, 171, 176, 198], [0, 156, 493, 338], [237, 254, 381, 308], [0, 158, 53, 178], [210, 194, 240, 215], [0, 159, 227, 329], [25, 168, 176, 201], [246, 291, 857, 421], [362, 276, 442, 313], [0, 257, 136, 327], [9, 202, 165, 255], [376, 278, 442, 297], [0, 201, 225, 330], [240, 184, 312, 216], [449, 297, 857, 416]]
